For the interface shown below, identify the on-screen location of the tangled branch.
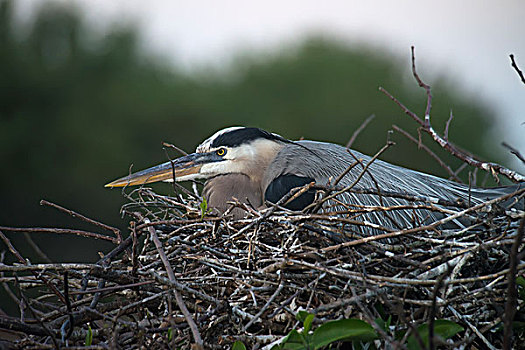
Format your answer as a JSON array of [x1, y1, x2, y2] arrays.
[[380, 47, 525, 183], [1, 48, 524, 349]]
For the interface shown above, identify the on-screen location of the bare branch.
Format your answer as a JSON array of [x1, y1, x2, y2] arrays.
[[0, 230, 67, 306], [0, 226, 118, 243], [2, 48, 525, 349], [163, 141, 189, 156], [40, 200, 121, 242], [143, 216, 203, 349], [503, 218, 525, 350], [502, 142, 525, 165], [510, 54, 525, 84], [346, 114, 375, 148], [392, 124, 463, 182], [411, 46, 432, 123], [379, 86, 424, 126], [444, 110, 454, 141], [382, 48, 525, 183]]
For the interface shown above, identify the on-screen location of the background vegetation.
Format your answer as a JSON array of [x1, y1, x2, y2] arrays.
[[0, 0, 504, 268]]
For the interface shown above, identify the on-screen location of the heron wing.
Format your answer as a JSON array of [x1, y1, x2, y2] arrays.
[[263, 140, 520, 235], [265, 174, 316, 210]]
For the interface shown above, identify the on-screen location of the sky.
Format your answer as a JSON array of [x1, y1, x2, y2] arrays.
[[15, 0, 525, 169]]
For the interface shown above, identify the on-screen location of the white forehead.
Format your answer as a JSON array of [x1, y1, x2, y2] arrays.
[[196, 126, 244, 153]]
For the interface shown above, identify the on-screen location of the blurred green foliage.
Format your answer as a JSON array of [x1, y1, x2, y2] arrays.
[[0, 1, 502, 264]]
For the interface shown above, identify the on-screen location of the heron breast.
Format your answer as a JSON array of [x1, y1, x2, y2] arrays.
[[203, 174, 263, 218]]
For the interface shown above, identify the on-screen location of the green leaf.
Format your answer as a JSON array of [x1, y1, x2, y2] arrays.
[[517, 276, 525, 288], [168, 328, 173, 342], [374, 302, 387, 320], [296, 311, 313, 324], [407, 320, 464, 350], [85, 324, 93, 346], [375, 315, 392, 333], [353, 341, 364, 350], [232, 340, 247, 350], [311, 318, 377, 349], [199, 198, 208, 219], [272, 329, 306, 350], [303, 313, 315, 334]]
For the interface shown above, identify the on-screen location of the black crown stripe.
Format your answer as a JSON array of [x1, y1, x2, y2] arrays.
[[211, 127, 289, 148]]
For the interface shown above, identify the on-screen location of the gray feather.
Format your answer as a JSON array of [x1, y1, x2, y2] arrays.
[[262, 140, 522, 235]]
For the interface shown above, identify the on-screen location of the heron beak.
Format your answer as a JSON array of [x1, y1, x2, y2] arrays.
[[105, 153, 207, 188]]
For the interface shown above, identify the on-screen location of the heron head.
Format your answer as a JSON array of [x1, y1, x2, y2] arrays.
[[105, 126, 287, 188]]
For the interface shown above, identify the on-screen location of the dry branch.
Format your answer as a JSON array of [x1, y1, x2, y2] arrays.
[[381, 47, 525, 183], [1, 48, 524, 349], [1, 174, 523, 348], [510, 54, 525, 85]]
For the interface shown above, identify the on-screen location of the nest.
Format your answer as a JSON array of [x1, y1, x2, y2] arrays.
[[2, 51, 525, 348], [1, 182, 524, 349]]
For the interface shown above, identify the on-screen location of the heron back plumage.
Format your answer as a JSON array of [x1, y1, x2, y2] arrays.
[[263, 140, 522, 235]]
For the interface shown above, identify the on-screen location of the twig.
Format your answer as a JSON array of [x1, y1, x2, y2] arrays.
[[503, 217, 525, 350], [146, 270, 220, 304], [69, 280, 154, 295], [379, 48, 525, 183], [40, 200, 121, 242], [62, 271, 75, 341], [320, 187, 525, 251], [346, 114, 375, 148], [502, 142, 525, 165], [392, 124, 462, 182], [411, 46, 432, 122], [0, 263, 98, 272], [163, 141, 189, 156], [23, 232, 52, 263], [313, 287, 389, 313], [243, 280, 284, 331], [0, 230, 67, 305], [144, 217, 203, 349], [429, 267, 450, 350], [444, 110, 453, 141], [0, 315, 49, 336], [0, 226, 118, 243], [510, 54, 525, 84], [15, 276, 59, 349], [448, 305, 497, 350]]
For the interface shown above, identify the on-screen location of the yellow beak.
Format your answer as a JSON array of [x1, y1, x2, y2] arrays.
[[105, 153, 206, 188]]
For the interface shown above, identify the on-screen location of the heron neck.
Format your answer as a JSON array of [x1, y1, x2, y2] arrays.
[[248, 141, 284, 185]]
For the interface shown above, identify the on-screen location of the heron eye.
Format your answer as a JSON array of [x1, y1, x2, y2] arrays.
[[216, 148, 226, 156]]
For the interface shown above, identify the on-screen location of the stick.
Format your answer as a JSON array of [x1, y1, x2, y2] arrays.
[[40, 200, 121, 242], [502, 142, 525, 165], [503, 217, 525, 350], [23, 232, 52, 263], [410, 46, 432, 122], [510, 54, 525, 84], [0, 315, 49, 336], [0, 230, 67, 305], [243, 280, 284, 331], [143, 218, 203, 348], [346, 114, 375, 148], [0, 226, 118, 243], [392, 124, 462, 182], [320, 187, 525, 252], [379, 48, 525, 183], [15, 276, 59, 349]]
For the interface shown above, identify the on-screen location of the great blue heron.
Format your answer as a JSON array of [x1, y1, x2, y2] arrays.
[[106, 126, 523, 235]]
